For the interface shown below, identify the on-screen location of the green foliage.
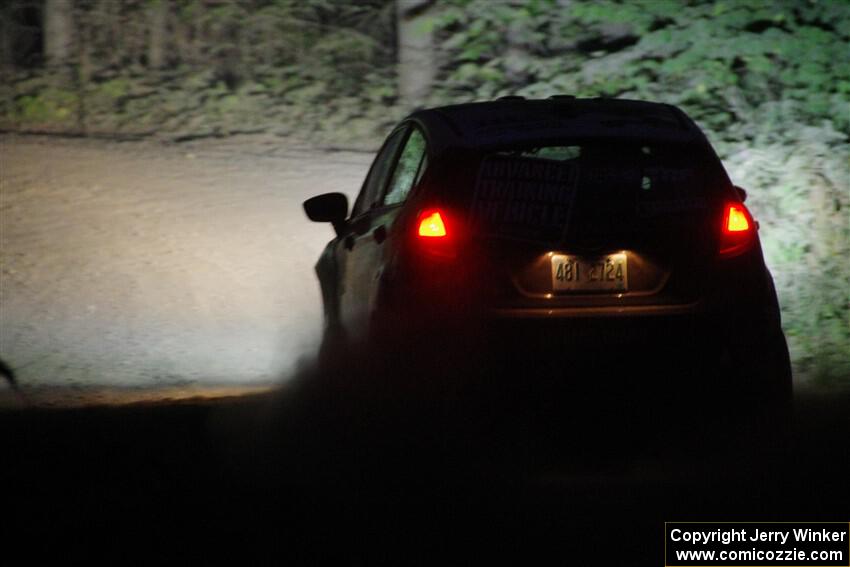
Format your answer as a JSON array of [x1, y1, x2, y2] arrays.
[[432, 0, 850, 135], [725, 123, 849, 385], [95, 78, 130, 100], [14, 87, 77, 124]]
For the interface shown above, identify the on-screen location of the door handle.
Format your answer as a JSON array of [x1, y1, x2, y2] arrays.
[[373, 225, 387, 244], [344, 235, 355, 250]]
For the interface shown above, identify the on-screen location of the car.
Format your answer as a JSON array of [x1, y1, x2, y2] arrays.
[[302, 96, 792, 430]]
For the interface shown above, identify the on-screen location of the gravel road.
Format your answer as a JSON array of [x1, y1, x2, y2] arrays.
[[0, 134, 372, 404]]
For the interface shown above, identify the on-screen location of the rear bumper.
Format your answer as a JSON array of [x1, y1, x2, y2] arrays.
[[489, 301, 702, 319]]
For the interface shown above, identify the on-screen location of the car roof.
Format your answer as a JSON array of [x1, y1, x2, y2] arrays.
[[408, 97, 703, 152]]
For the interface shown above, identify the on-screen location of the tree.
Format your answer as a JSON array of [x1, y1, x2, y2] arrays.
[[44, 0, 73, 68], [396, 0, 436, 108], [147, 0, 168, 70]]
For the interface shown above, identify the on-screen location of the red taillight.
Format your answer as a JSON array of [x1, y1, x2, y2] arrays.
[[413, 208, 458, 260], [725, 205, 750, 232], [719, 202, 756, 257], [418, 210, 447, 238]]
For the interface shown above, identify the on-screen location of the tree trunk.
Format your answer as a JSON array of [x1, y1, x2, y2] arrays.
[[148, 0, 168, 69], [0, 3, 12, 71], [44, 0, 73, 68], [396, 0, 436, 109], [73, 5, 89, 134]]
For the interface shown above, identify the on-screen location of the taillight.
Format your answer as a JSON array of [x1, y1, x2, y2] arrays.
[[719, 202, 756, 257], [414, 208, 457, 259], [725, 204, 750, 232], [418, 210, 447, 238]]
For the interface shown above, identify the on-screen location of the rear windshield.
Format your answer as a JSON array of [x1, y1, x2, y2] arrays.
[[467, 141, 720, 244]]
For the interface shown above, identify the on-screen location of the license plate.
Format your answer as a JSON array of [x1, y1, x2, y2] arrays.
[[551, 253, 628, 292]]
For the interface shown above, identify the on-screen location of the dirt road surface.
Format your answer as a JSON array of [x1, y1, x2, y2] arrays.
[[1, 134, 372, 405]]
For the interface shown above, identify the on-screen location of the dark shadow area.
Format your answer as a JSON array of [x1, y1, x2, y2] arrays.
[[3, 343, 847, 560], [0, 358, 18, 391]]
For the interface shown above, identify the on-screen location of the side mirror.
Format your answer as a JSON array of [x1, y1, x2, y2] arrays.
[[303, 192, 348, 235], [734, 185, 748, 203]]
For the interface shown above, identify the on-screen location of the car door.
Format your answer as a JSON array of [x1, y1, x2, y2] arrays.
[[337, 126, 409, 337], [338, 124, 429, 339]]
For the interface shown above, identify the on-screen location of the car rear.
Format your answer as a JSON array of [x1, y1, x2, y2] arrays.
[[399, 146, 758, 329], [337, 101, 789, 458], [381, 101, 785, 400]]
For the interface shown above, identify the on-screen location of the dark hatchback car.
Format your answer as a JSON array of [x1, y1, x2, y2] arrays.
[[303, 97, 792, 421]]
